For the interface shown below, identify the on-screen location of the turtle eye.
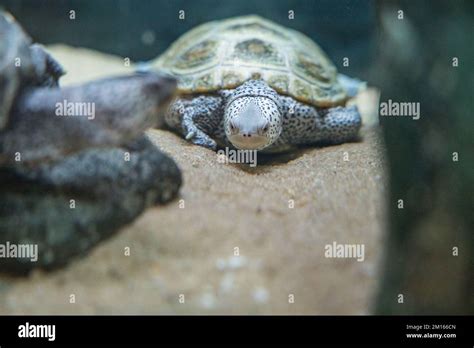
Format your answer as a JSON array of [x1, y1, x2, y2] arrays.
[[229, 122, 237, 132], [262, 125, 269, 133]]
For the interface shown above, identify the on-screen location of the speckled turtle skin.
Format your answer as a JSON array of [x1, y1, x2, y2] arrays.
[[153, 15, 362, 153]]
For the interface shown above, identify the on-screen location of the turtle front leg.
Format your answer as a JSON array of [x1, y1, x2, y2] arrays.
[[318, 105, 362, 144], [182, 109, 217, 150], [278, 96, 362, 147], [166, 95, 224, 150]]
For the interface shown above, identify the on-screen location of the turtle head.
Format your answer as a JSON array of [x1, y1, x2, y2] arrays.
[[224, 80, 282, 151]]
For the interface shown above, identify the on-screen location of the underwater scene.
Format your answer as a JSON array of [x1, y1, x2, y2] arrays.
[[0, 0, 472, 323]]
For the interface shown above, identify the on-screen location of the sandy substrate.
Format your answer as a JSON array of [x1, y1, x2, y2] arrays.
[[0, 45, 386, 314]]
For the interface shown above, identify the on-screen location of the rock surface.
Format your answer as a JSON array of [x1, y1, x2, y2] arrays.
[[0, 136, 182, 274], [0, 46, 385, 314], [1, 72, 177, 166], [0, 15, 182, 275]]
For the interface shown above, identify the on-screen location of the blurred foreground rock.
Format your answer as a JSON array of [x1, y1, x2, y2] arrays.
[[0, 136, 181, 274], [0, 12, 182, 274]]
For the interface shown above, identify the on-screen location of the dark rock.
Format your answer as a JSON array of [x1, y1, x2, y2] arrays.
[[0, 11, 177, 167], [0, 72, 177, 166], [0, 136, 182, 275], [0, 12, 182, 275]]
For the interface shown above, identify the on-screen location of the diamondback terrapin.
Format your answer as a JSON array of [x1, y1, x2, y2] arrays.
[[152, 15, 363, 152]]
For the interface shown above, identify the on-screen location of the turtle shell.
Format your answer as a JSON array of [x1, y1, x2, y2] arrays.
[[152, 15, 347, 107]]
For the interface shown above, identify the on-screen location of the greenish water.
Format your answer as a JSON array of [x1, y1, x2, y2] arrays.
[[2, 0, 375, 78]]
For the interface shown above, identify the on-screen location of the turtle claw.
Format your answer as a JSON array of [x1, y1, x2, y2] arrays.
[[185, 131, 195, 140], [182, 116, 216, 150], [185, 129, 216, 150], [193, 135, 217, 150]]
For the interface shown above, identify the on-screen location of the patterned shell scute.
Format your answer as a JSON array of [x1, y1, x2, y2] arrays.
[[153, 15, 347, 107]]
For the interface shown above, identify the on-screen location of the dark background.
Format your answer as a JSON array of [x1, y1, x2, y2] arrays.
[[1, 0, 375, 78]]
